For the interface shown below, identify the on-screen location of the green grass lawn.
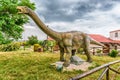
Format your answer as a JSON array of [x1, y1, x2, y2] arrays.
[[0, 51, 119, 80]]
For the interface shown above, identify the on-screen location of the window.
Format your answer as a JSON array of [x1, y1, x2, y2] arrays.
[[115, 32, 118, 37]]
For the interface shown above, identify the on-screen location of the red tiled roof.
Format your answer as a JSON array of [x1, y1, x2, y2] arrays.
[[113, 40, 120, 43], [89, 34, 113, 43], [110, 29, 120, 33]]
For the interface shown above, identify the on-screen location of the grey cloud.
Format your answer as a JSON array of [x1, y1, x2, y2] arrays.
[[23, 0, 120, 38], [30, 0, 119, 23]]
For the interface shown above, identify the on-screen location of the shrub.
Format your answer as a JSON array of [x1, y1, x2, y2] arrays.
[[0, 42, 20, 51], [34, 44, 40, 52], [108, 50, 118, 57]]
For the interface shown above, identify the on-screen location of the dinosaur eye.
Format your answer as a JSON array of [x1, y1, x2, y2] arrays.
[[25, 6, 28, 8], [17, 9, 21, 12]]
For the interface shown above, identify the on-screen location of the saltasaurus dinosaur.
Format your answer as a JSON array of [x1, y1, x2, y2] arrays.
[[17, 6, 107, 67]]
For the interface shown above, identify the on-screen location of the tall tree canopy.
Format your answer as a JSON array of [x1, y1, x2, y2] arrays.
[[0, 0, 35, 44]]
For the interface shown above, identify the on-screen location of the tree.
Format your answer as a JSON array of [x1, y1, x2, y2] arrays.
[[0, 0, 35, 44], [27, 35, 38, 45]]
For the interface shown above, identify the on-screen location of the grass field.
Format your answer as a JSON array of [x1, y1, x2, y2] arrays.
[[0, 51, 119, 80]]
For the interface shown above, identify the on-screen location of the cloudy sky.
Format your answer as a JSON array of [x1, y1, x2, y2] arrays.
[[27, 0, 120, 37]]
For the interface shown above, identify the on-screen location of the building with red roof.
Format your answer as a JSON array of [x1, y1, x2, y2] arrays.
[[89, 34, 120, 53]]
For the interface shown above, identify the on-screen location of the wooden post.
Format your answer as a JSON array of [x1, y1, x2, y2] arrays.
[[106, 66, 109, 80]]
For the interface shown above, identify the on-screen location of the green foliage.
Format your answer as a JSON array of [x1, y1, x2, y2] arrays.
[[108, 49, 118, 57], [38, 40, 56, 52], [0, 34, 13, 44], [47, 40, 56, 47], [0, 0, 35, 43], [18, 0, 35, 10], [27, 35, 38, 45], [0, 42, 20, 51], [39, 40, 47, 48], [38, 40, 44, 46]]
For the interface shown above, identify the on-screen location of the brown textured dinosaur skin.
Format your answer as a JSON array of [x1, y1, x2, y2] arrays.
[[17, 6, 106, 67]]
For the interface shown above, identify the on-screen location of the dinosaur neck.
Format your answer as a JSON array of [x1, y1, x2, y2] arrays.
[[26, 9, 61, 40]]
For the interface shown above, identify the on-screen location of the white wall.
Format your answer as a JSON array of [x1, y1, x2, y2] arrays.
[[110, 31, 120, 40]]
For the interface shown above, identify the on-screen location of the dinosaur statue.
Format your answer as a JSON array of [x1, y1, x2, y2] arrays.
[[17, 6, 106, 67]]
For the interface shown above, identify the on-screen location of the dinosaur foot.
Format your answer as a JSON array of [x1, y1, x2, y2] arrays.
[[86, 60, 92, 63], [63, 62, 70, 67], [60, 59, 66, 62]]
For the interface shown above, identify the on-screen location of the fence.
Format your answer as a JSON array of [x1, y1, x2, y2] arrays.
[[70, 60, 120, 80]]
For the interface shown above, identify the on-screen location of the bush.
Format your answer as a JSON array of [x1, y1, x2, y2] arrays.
[[108, 50, 118, 57], [0, 42, 20, 51], [34, 44, 40, 52]]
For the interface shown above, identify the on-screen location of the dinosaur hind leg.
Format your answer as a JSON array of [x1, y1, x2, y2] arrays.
[[84, 38, 92, 63], [72, 49, 76, 56]]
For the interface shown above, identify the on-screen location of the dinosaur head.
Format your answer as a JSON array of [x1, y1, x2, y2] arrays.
[[17, 6, 30, 14]]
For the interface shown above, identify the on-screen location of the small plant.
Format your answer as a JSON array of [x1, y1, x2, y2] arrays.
[[77, 48, 84, 54], [96, 49, 102, 53], [108, 50, 118, 58], [96, 49, 102, 56]]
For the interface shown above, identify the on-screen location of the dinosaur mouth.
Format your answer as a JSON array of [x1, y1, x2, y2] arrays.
[[16, 6, 22, 13]]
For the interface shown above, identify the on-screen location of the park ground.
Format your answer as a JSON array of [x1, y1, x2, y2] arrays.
[[0, 50, 119, 80]]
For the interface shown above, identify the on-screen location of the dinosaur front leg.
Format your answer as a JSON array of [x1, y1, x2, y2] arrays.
[[59, 47, 65, 61], [63, 47, 71, 67], [84, 48, 92, 62]]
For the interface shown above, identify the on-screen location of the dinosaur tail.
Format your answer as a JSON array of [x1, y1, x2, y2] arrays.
[[90, 38, 107, 48]]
